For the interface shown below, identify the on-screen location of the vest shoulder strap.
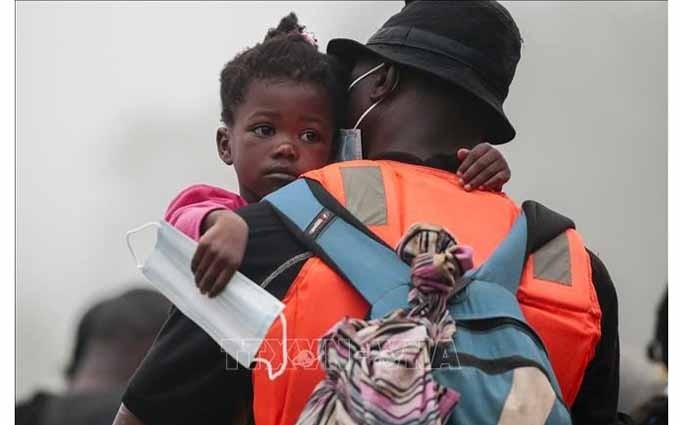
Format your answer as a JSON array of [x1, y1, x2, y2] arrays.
[[522, 200, 575, 261], [264, 178, 411, 319], [263, 179, 578, 316], [471, 201, 576, 293]]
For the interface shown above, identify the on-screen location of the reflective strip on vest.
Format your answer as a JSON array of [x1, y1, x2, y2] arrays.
[[533, 233, 572, 286], [340, 165, 387, 225]]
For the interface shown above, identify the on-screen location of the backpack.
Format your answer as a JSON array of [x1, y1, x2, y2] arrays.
[[264, 178, 574, 424]]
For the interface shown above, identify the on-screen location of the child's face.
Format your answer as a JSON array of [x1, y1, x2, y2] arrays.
[[218, 79, 334, 203]]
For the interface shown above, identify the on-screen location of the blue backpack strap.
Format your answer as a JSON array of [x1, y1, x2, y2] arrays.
[[264, 178, 411, 319], [452, 200, 577, 403], [264, 179, 575, 319], [467, 213, 528, 294], [467, 200, 576, 294]]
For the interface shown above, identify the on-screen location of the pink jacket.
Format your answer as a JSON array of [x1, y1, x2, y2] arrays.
[[164, 184, 247, 241]]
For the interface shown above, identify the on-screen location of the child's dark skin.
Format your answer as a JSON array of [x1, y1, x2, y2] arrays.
[[191, 78, 334, 296], [217, 79, 335, 203], [191, 79, 511, 297]]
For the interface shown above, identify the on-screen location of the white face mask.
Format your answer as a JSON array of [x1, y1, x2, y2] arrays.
[[336, 63, 399, 162], [126, 221, 288, 380]]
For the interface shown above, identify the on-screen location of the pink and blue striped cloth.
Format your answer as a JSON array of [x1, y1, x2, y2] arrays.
[[297, 224, 474, 425]]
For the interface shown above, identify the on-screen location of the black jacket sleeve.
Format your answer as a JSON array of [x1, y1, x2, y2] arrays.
[[122, 305, 253, 425], [122, 202, 308, 424], [570, 249, 622, 425]]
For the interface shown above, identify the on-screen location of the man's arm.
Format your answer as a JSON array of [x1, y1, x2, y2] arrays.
[[116, 304, 252, 425], [114, 202, 308, 425], [570, 250, 622, 425]]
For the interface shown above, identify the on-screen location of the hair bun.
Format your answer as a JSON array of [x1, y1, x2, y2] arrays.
[[265, 12, 301, 41], [264, 12, 318, 48]]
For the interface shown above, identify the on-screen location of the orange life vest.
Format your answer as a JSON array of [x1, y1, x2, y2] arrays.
[[252, 160, 601, 424]]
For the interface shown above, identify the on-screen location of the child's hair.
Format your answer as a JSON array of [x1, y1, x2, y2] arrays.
[[219, 13, 348, 133]]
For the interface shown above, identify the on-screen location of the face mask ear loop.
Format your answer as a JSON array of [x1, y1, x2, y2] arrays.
[[353, 99, 383, 130], [252, 312, 288, 380], [348, 62, 385, 91], [351, 64, 400, 130], [125, 222, 161, 269]]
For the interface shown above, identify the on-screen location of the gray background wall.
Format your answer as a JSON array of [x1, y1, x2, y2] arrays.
[[17, 1, 667, 399]]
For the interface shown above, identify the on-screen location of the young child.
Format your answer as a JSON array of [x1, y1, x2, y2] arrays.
[[166, 13, 512, 298]]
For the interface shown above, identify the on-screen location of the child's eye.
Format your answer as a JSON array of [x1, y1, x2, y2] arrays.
[[300, 130, 320, 143], [252, 125, 275, 137]]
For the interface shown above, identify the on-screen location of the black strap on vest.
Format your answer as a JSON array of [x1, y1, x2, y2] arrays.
[[522, 200, 575, 261]]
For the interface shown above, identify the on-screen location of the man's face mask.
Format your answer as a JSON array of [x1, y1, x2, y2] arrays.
[[336, 63, 399, 162], [126, 221, 288, 380]]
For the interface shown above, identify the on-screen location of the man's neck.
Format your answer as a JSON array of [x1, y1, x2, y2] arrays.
[[367, 118, 480, 161], [370, 151, 462, 173], [366, 85, 485, 160]]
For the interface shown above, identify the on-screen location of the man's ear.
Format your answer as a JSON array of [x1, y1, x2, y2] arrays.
[[369, 63, 400, 103], [216, 127, 233, 165]]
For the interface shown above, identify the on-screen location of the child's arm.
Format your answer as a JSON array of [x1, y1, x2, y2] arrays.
[[165, 184, 247, 241], [164, 184, 249, 297], [191, 209, 249, 298], [456, 143, 511, 192]]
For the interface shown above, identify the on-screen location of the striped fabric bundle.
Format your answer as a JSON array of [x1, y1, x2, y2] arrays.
[[397, 224, 474, 323], [296, 224, 474, 425]]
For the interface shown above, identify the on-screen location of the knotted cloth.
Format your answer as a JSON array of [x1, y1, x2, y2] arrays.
[[296, 224, 473, 425]]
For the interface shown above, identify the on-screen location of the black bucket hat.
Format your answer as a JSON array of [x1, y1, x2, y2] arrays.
[[327, 0, 522, 144]]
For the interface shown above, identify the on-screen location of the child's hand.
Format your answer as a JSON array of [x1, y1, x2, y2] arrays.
[[456, 143, 511, 192], [191, 210, 248, 298]]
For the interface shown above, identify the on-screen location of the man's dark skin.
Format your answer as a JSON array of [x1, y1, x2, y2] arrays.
[[347, 60, 488, 160], [113, 56, 619, 424]]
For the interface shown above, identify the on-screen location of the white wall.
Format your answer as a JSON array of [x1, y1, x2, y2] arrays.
[[17, 1, 667, 399]]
